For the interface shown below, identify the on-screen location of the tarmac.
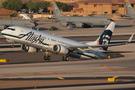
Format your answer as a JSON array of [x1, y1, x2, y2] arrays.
[[0, 19, 135, 90]]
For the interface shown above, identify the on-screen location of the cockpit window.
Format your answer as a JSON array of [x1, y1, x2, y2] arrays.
[[7, 28, 15, 31]]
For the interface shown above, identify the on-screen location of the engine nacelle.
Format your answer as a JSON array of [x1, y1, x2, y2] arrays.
[[60, 21, 69, 26], [75, 23, 84, 28], [52, 44, 69, 55], [0, 25, 8, 30], [21, 44, 38, 53]]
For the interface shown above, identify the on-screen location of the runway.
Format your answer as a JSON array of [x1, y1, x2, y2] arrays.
[[0, 19, 135, 89], [0, 57, 135, 89]]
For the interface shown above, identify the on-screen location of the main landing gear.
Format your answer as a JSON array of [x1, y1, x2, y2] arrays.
[[6, 39, 14, 48], [43, 53, 69, 61], [62, 55, 69, 61], [44, 55, 51, 61]]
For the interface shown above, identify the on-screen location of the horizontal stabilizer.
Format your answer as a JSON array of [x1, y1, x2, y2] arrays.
[[128, 34, 134, 42]]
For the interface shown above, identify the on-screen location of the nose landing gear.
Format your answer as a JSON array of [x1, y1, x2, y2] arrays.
[[44, 52, 51, 61]]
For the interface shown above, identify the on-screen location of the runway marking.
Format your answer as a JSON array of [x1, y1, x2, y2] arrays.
[[57, 77, 64, 80], [103, 61, 135, 70], [0, 68, 135, 78], [120, 53, 127, 58], [113, 76, 118, 78]]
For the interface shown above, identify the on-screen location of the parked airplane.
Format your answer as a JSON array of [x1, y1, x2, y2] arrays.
[[0, 18, 38, 30], [50, 1, 114, 29], [121, 0, 135, 21], [1, 21, 132, 61]]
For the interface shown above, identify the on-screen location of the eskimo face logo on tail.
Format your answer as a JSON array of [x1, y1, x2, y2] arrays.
[[102, 34, 110, 45], [99, 30, 112, 50], [19, 32, 46, 44]]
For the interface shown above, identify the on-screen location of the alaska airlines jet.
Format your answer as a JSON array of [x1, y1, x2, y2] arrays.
[[1, 22, 131, 61], [50, 1, 114, 29]]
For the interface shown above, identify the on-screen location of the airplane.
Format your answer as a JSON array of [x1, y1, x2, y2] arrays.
[[121, 0, 135, 21], [50, 1, 114, 29], [0, 18, 38, 30], [1, 21, 133, 61]]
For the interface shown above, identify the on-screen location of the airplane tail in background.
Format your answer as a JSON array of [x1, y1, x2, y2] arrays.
[[87, 22, 115, 51], [125, 0, 135, 15], [51, 1, 63, 17], [20, 14, 31, 20]]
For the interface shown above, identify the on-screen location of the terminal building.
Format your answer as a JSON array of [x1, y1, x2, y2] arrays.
[[47, 0, 135, 17]]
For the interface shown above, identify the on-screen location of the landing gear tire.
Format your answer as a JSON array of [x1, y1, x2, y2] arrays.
[[62, 56, 65, 61], [10, 45, 14, 48], [44, 55, 51, 61], [62, 56, 69, 61], [47, 56, 51, 60]]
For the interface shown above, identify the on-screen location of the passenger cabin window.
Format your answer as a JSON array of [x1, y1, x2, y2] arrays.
[[7, 28, 15, 31]]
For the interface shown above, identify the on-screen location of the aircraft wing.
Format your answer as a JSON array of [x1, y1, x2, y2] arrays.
[[68, 34, 134, 50], [68, 43, 126, 50]]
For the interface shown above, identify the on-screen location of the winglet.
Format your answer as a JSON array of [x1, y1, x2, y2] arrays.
[[128, 34, 134, 43]]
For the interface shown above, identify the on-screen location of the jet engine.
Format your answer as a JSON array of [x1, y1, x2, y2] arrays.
[[52, 44, 69, 55], [0, 25, 8, 30], [21, 44, 38, 53], [60, 21, 69, 26], [75, 23, 84, 28]]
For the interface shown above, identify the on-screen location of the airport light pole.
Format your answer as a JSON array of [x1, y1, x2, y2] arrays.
[[85, 3, 88, 16], [102, 0, 103, 14]]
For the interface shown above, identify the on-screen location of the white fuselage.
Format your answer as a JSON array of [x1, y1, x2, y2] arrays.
[[1, 26, 107, 59]]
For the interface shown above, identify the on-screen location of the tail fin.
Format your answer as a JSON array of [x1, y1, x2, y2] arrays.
[[125, 0, 135, 15], [20, 14, 31, 20], [51, 1, 63, 17], [96, 22, 115, 50]]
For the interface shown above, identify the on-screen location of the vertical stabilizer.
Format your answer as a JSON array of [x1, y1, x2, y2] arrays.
[[51, 1, 63, 17], [96, 22, 115, 50], [20, 14, 31, 20], [125, 0, 135, 15], [87, 22, 115, 51]]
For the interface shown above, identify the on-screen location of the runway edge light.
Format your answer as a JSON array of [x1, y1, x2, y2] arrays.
[[0, 59, 9, 62]]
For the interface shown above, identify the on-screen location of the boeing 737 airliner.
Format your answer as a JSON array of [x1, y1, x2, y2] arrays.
[[1, 22, 132, 61]]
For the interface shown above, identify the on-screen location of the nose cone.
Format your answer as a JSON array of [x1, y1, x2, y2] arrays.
[[1, 29, 6, 34]]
